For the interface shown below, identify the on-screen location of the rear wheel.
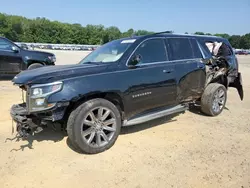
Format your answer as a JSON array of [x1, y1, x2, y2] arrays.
[[67, 98, 121, 154], [201, 83, 227, 116]]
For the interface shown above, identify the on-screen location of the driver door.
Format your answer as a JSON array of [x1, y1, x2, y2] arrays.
[[123, 38, 177, 118], [0, 38, 23, 74]]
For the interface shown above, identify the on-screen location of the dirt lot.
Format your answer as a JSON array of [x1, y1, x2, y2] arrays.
[[0, 52, 249, 188]]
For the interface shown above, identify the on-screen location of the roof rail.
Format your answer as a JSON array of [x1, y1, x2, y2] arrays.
[[130, 30, 174, 38], [149, 31, 174, 36]]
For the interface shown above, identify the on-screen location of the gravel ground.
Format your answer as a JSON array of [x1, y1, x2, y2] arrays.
[[0, 52, 249, 188]]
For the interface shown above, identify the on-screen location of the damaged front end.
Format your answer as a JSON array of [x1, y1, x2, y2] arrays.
[[10, 82, 69, 139]]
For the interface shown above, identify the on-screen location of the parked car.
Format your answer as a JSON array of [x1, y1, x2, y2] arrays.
[[10, 32, 243, 154], [15, 43, 29, 50], [235, 50, 248, 55], [0, 37, 56, 75]]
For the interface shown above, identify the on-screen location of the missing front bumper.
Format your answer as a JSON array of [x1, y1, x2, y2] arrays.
[[10, 103, 40, 138], [10, 102, 69, 138]]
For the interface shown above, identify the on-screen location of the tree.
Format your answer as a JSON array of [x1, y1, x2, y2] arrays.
[[102, 26, 121, 44], [228, 35, 241, 49], [0, 13, 249, 49], [122, 29, 135, 37], [135, 30, 154, 36], [194, 32, 205, 35], [214, 33, 230, 39]]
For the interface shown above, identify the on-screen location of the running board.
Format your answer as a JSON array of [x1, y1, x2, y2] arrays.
[[123, 104, 188, 126]]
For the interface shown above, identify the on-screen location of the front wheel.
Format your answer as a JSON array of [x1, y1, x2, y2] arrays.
[[67, 98, 121, 154], [28, 63, 43, 70], [201, 83, 227, 116]]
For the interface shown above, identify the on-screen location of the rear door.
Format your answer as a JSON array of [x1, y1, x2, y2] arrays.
[[165, 37, 206, 102], [0, 38, 23, 74], [124, 38, 177, 118]]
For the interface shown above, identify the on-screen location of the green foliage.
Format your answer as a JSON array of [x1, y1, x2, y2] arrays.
[[214, 33, 230, 39], [0, 13, 249, 49], [194, 32, 205, 35]]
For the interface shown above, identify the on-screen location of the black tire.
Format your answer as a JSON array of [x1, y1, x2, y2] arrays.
[[28, 63, 43, 70], [201, 83, 227, 116], [67, 98, 121, 154]]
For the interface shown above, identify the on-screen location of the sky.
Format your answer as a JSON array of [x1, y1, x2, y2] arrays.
[[0, 0, 249, 35]]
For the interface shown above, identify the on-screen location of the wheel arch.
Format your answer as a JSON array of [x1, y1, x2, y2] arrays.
[[27, 60, 45, 68], [209, 75, 228, 89], [64, 91, 125, 123]]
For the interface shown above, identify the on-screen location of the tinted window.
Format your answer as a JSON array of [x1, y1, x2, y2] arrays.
[[168, 38, 193, 60], [0, 39, 13, 51], [190, 39, 203, 58], [134, 38, 167, 64]]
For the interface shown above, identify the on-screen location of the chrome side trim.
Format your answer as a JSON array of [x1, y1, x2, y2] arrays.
[[136, 58, 201, 66], [126, 36, 203, 67], [123, 104, 188, 126]]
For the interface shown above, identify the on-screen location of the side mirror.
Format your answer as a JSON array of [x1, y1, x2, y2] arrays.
[[11, 46, 19, 53], [127, 54, 142, 68]]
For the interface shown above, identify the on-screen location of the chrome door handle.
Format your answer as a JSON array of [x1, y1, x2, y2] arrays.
[[163, 69, 174, 73]]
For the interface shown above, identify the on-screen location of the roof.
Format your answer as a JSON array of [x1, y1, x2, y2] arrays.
[[127, 32, 226, 41]]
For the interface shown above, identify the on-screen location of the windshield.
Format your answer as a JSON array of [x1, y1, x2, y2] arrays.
[[79, 38, 136, 64]]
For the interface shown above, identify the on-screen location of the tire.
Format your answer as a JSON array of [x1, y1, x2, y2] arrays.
[[28, 63, 43, 70], [201, 83, 227, 116], [67, 98, 121, 154]]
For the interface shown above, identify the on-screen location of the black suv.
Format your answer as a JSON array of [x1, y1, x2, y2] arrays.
[[0, 37, 56, 75], [10, 32, 244, 154]]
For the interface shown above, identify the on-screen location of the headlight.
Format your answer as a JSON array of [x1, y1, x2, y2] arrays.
[[31, 82, 62, 97], [33, 88, 43, 96], [48, 55, 56, 62], [29, 81, 63, 112]]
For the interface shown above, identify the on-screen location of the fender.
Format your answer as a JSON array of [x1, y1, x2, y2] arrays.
[[228, 72, 243, 100]]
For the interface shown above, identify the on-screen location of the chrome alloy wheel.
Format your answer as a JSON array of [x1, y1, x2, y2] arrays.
[[81, 107, 116, 148], [212, 88, 226, 113]]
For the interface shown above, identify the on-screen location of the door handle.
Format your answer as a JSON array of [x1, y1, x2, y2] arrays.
[[163, 69, 174, 73]]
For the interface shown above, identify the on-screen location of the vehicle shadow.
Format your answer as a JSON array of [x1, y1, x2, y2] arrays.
[[66, 137, 86, 154], [6, 112, 185, 154], [188, 103, 229, 116], [6, 124, 66, 152]]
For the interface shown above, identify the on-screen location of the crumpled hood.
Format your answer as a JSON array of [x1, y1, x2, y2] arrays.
[[12, 63, 108, 85]]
